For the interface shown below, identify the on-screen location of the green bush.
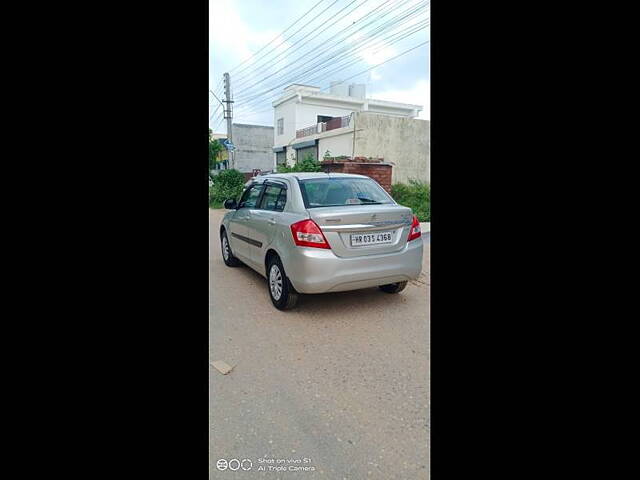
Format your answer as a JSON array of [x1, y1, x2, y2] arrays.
[[208, 190, 219, 208], [277, 153, 322, 173], [209, 169, 245, 207], [391, 179, 430, 222]]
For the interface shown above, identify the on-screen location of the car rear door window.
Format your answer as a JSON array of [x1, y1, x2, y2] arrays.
[[274, 189, 286, 211], [259, 184, 286, 211]]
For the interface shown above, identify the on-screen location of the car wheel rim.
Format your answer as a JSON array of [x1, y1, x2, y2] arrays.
[[222, 236, 229, 260], [270, 265, 283, 301]]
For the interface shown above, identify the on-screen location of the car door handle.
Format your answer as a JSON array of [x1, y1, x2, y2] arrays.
[[268, 218, 276, 225]]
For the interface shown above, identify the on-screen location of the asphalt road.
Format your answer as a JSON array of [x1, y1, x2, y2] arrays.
[[209, 208, 430, 479]]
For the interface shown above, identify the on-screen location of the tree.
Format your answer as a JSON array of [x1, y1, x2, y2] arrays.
[[209, 129, 223, 173]]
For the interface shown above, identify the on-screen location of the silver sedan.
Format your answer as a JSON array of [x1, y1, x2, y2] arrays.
[[219, 172, 423, 310]]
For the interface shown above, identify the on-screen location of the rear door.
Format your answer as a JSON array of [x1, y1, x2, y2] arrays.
[[246, 181, 288, 267], [229, 183, 264, 261]]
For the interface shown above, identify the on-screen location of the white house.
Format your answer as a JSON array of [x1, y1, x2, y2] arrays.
[[272, 83, 422, 165], [271, 82, 429, 184]]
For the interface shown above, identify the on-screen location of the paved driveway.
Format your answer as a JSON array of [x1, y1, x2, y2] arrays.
[[209, 208, 430, 479]]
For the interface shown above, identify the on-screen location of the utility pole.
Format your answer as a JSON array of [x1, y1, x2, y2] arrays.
[[351, 111, 356, 160], [223, 73, 235, 170]]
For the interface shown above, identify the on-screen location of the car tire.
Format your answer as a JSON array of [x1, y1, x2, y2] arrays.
[[267, 255, 298, 310], [379, 281, 408, 294], [221, 230, 241, 267]]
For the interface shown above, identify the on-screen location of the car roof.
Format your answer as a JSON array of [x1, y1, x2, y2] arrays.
[[257, 172, 368, 181]]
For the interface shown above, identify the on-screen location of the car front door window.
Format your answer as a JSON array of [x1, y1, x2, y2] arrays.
[[238, 185, 264, 209]]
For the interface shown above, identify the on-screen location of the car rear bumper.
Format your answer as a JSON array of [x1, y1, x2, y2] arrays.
[[283, 239, 423, 294]]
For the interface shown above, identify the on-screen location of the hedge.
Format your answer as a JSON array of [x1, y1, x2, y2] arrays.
[[391, 179, 430, 222], [209, 169, 245, 208]]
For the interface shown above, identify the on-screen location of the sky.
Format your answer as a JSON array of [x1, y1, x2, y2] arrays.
[[209, 0, 430, 132]]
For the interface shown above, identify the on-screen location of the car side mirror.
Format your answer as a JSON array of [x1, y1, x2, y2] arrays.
[[223, 199, 238, 210]]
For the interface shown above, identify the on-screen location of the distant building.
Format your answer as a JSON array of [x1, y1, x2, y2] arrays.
[[272, 83, 429, 184], [231, 124, 274, 174], [211, 124, 274, 175]]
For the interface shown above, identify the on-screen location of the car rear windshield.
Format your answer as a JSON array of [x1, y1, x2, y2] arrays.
[[298, 177, 393, 208]]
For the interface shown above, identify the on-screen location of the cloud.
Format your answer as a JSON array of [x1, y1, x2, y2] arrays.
[[209, 0, 251, 70], [369, 79, 430, 120], [209, 0, 285, 82], [360, 45, 396, 66], [210, 0, 430, 127]]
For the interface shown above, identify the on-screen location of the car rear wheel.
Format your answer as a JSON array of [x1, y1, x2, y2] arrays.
[[221, 230, 240, 267], [267, 255, 298, 310], [379, 281, 408, 294]]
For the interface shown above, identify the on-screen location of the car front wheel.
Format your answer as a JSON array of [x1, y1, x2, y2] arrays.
[[221, 230, 240, 267]]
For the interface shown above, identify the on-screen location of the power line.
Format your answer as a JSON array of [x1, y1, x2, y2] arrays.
[[224, 0, 429, 123], [233, 0, 427, 103], [233, 8, 428, 113], [232, 0, 343, 79], [227, 0, 328, 74], [233, 0, 412, 91], [232, 0, 368, 88], [317, 41, 429, 92], [298, 21, 428, 90], [209, 89, 225, 107], [234, 39, 429, 120], [233, 0, 429, 91], [236, 22, 428, 115], [210, 104, 221, 117], [210, 103, 222, 121], [232, 7, 428, 109], [212, 115, 225, 132], [210, 81, 224, 109]]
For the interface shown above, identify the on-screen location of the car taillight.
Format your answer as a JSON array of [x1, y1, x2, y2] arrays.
[[407, 215, 421, 242], [290, 219, 331, 249]]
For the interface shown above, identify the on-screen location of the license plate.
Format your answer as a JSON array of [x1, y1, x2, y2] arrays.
[[350, 231, 394, 246]]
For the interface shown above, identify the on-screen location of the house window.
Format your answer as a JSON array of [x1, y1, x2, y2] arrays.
[[297, 145, 318, 163], [277, 118, 284, 135], [317, 115, 333, 123]]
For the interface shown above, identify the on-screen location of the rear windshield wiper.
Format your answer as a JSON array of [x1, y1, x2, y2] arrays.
[[356, 197, 384, 204]]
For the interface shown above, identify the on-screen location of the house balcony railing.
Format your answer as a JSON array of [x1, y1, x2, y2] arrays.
[[295, 115, 351, 139], [296, 125, 318, 138]]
